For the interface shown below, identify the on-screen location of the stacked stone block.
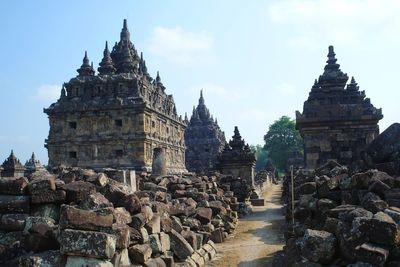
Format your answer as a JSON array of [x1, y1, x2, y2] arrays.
[[275, 160, 400, 266]]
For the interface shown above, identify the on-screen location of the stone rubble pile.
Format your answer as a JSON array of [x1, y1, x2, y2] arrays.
[[275, 160, 400, 266], [361, 123, 400, 177], [0, 167, 243, 266]]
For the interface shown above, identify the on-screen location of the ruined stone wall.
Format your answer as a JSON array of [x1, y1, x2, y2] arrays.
[[220, 163, 255, 187], [302, 123, 379, 169]]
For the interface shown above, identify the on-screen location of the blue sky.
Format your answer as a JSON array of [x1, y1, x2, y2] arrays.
[[1, 0, 399, 164]]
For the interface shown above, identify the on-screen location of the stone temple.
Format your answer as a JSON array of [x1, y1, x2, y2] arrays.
[[296, 46, 383, 169], [44, 20, 187, 173], [1, 150, 25, 178], [217, 127, 256, 186], [185, 91, 226, 173]]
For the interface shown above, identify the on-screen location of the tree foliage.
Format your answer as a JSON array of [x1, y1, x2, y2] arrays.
[[250, 144, 269, 172], [263, 116, 303, 171]]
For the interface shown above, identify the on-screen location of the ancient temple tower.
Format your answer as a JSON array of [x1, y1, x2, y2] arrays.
[[44, 20, 187, 173], [296, 46, 383, 169], [24, 152, 46, 176], [1, 150, 25, 178], [185, 91, 226, 172], [217, 127, 256, 186]]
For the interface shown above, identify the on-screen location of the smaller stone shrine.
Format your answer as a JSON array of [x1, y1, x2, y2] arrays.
[[1, 150, 25, 178], [217, 126, 256, 186], [296, 46, 383, 169], [24, 152, 46, 176], [185, 90, 226, 173]]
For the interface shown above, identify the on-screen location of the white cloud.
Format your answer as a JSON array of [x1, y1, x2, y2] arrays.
[[268, 0, 400, 48], [276, 82, 296, 96], [36, 84, 60, 102], [148, 26, 214, 65]]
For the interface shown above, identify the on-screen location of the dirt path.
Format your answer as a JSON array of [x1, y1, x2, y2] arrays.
[[207, 183, 285, 267]]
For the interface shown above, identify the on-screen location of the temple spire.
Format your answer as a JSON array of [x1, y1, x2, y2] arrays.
[[326, 46, 338, 66], [229, 126, 245, 150], [120, 19, 130, 42], [346, 76, 359, 91], [139, 52, 148, 75], [77, 51, 95, 76], [156, 71, 161, 83], [319, 45, 348, 86], [60, 84, 66, 99], [199, 90, 205, 105], [98, 41, 116, 75]]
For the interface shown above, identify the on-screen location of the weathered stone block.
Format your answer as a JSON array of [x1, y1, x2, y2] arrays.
[[355, 243, 389, 267], [113, 207, 132, 225], [0, 195, 30, 213], [145, 213, 160, 234], [24, 231, 59, 252], [63, 181, 96, 204], [31, 190, 66, 204], [191, 251, 206, 267], [144, 182, 167, 193], [385, 208, 400, 224], [87, 173, 109, 187], [128, 243, 152, 264], [160, 232, 171, 253], [80, 192, 113, 211], [59, 205, 113, 231], [109, 223, 130, 250], [181, 230, 199, 250], [144, 257, 167, 267], [149, 233, 162, 255], [23, 216, 55, 234], [15, 250, 62, 267], [169, 229, 194, 260], [203, 241, 217, 259], [111, 248, 131, 266], [0, 231, 26, 263], [101, 179, 133, 207], [0, 177, 28, 195], [161, 255, 174, 267], [194, 207, 212, 224], [171, 216, 183, 233], [369, 179, 391, 198], [29, 177, 56, 194], [353, 212, 400, 245], [209, 201, 226, 216], [31, 203, 60, 221], [296, 182, 317, 196], [124, 194, 141, 215], [0, 213, 28, 231], [60, 229, 116, 259], [131, 213, 146, 230], [301, 229, 336, 264]]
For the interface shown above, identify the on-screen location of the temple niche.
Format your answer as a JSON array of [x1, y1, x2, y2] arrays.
[[296, 46, 383, 169], [217, 127, 256, 186], [44, 20, 187, 173], [185, 91, 226, 173]]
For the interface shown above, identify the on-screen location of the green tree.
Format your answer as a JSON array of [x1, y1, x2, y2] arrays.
[[250, 144, 269, 172], [263, 116, 303, 171]]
